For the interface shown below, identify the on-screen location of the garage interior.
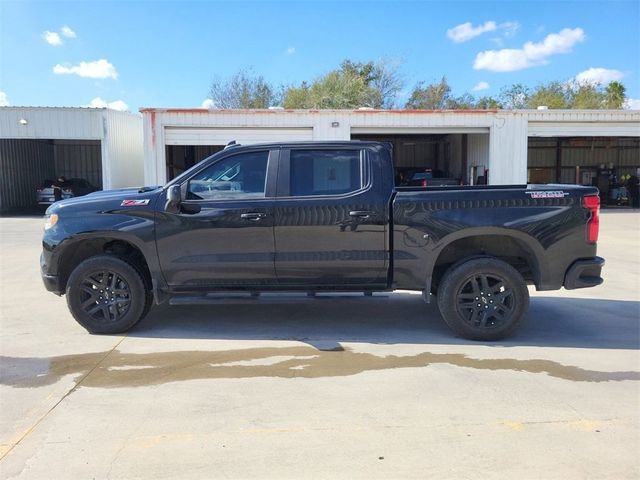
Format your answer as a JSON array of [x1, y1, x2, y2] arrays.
[[165, 145, 223, 181], [351, 133, 490, 185], [0, 139, 102, 212], [163, 133, 493, 185], [527, 136, 640, 206]]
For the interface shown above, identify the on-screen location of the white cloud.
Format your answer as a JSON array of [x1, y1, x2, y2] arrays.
[[0, 91, 9, 106], [53, 59, 118, 79], [285, 47, 296, 55], [61, 26, 76, 38], [501, 21, 520, 37], [43, 30, 63, 46], [201, 98, 215, 109], [625, 98, 640, 110], [474, 27, 585, 72], [85, 97, 128, 111], [447, 21, 497, 43], [472, 81, 490, 91], [575, 67, 624, 85]]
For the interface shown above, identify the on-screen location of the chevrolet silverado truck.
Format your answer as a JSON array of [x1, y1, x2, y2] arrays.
[[41, 141, 604, 340]]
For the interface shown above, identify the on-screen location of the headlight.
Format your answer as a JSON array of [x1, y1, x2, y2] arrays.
[[44, 214, 58, 230]]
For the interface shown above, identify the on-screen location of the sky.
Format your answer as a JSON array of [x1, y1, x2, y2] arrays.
[[1, 0, 639, 111]]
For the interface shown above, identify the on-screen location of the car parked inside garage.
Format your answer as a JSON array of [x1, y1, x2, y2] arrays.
[[37, 177, 99, 205]]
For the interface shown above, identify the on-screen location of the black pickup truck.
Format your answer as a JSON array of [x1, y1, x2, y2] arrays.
[[41, 141, 604, 340]]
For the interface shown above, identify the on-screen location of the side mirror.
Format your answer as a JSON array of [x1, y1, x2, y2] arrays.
[[165, 185, 182, 213]]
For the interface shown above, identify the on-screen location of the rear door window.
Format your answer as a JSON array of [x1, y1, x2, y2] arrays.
[[289, 149, 363, 197]]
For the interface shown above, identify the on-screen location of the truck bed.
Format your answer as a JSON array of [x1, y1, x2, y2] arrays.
[[391, 183, 599, 292]]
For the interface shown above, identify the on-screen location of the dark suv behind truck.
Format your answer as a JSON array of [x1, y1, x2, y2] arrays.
[[41, 141, 604, 340]]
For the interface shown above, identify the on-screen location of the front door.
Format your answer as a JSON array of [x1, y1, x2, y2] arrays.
[[156, 149, 278, 288], [273, 147, 388, 287]]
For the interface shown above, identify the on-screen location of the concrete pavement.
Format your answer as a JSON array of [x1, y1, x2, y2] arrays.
[[0, 211, 638, 479]]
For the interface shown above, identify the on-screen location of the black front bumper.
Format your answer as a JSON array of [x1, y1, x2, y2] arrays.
[[41, 273, 63, 295], [40, 252, 63, 295], [564, 257, 605, 290]]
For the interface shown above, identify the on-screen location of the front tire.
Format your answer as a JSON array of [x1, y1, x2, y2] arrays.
[[66, 255, 148, 334], [436, 257, 529, 341]]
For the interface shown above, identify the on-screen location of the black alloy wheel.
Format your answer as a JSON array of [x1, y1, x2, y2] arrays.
[[78, 270, 132, 323], [66, 255, 148, 334], [455, 273, 514, 330], [437, 257, 529, 341]]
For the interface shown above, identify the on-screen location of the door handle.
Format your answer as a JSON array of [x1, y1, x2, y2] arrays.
[[240, 212, 267, 221], [349, 210, 374, 219]]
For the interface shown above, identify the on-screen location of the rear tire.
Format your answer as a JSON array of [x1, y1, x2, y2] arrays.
[[66, 255, 148, 334], [436, 257, 529, 341]]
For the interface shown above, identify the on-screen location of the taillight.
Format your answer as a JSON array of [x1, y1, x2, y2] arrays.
[[421, 179, 428, 187], [583, 194, 600, 243]]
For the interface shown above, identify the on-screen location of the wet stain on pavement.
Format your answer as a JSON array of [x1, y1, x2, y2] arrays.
[[1, 346, 639, 388]]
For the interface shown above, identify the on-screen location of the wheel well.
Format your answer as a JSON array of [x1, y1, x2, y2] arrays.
[[431, 235, 539, 293], [58, 239, 152, 292]]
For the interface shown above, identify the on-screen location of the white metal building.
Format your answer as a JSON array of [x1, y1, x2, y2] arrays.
[[141, 108, 640, 189], [0, 107, 143, 213]]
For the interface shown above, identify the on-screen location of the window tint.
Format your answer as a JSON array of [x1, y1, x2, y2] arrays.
[[289, 149, 362, 197], [187, 151, 269, 200]]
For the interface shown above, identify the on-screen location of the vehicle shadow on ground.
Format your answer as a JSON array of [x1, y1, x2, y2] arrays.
[[131, 293, 640, 350]]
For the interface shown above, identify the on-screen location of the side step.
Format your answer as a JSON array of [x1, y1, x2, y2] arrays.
[[168, 291, 381, 306]]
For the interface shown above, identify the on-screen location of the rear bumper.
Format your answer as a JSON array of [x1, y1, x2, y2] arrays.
[[564, 257, 605, 290]]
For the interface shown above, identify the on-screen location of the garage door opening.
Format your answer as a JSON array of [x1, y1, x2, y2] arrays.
[[162, 126, 315, 182], [165, 145, 224, 181], [351, 132, 490, 186], [0, 139, 102, 213], [528, 137, 640, 206]]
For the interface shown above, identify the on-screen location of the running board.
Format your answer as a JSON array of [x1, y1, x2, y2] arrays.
[[168, 291, 382, 306]]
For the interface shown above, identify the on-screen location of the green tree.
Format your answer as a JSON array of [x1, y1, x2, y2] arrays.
[[283, 59, 403, 109], [405, 76, 451, 109], [368, 59, 404, 109], [499, 84, 530, 109], [475, 96, 502, 109], [526, 81, 569, 109], [570, 82, 604, 109], [208, 70, 281, 109], [604, 81, 626, 109], [284, 70, 371, 108], [446, 93, 476, 109]]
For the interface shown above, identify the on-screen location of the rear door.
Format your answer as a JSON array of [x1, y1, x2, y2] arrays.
[[155, 148, 278, 288], [273, 146, 388, 287]]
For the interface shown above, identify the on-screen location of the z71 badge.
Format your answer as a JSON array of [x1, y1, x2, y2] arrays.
[[525, 191, 569, 199], [121, 199, 150, 206]]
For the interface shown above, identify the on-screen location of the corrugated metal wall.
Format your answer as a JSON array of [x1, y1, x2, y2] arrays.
[[0, 139, 55, 212], [0, 139, 103, 212], [103, 110, 144, 189], [0, 107, 103, 140], [53, 140, 102, 187], [467, 134, 490, 168], [527, 137, 640, 184]]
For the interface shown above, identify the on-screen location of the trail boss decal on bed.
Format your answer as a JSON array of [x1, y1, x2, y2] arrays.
[[525, 190, 570, 199], [121, 199, 150, 206]]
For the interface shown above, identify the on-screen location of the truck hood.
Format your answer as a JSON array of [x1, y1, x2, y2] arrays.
[[47, 186, 162, 214], [85, 186, 162, 198]]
